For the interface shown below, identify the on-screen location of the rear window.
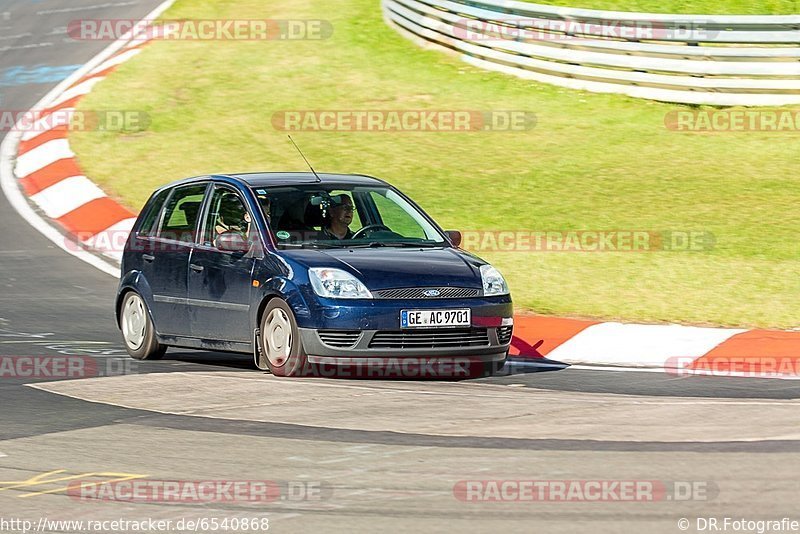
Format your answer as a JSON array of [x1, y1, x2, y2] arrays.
[[156, 184, 208, 242], [137, 189, 170, 237]]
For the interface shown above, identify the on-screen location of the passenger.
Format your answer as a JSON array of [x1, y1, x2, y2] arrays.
[[215, 196, 249, 239], [321, 194, 355, 240]]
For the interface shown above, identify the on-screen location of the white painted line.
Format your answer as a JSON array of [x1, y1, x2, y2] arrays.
[[564, 364, 800, 379], [48, 77, 103, 109], [89, 47, 143, 75], [30, 176, 106, 219], [84, 217, 136, 261], [0, 0, 175, 279], [0, 451, 6, 458], [14, 138, 74, 178], [547, 322, 747, 367], [20, 109, 75, 142], [102, 250, 124, 262], [508, 359, 800, 380], [0, 140, 120, 277]]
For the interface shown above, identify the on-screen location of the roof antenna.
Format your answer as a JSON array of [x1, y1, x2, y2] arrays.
[[288, 135, 322, 183]]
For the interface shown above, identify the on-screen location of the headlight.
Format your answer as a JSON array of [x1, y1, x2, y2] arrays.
[[480, 264, 509, 296], [309, 268, 373, 299]]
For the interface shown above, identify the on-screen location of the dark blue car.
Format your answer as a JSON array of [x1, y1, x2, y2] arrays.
[[116, 172, 513, 377]]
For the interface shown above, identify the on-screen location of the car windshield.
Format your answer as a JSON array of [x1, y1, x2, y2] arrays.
[[251, 184, 447, 248]]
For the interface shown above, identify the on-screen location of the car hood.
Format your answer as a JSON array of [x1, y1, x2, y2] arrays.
[[280, 247, 485, 290]]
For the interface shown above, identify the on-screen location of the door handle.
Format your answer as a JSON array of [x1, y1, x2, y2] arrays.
[[190, 263, 204, 272], [142, 254, 155, 262]]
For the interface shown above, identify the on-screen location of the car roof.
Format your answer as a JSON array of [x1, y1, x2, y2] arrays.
[[230, 172, 388, 188], [158, 172, 389, 190]]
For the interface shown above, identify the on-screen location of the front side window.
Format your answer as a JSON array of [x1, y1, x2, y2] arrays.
[[203, 187, 254, 249], [369, 190, 428, 240], [157, 184, 207, 242]]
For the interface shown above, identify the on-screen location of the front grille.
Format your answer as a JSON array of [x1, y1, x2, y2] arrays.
[[373, 287, 481, 299], [318, 330, 362, 348], [497, 326, 513, 345], [369, 328, 490, 349]]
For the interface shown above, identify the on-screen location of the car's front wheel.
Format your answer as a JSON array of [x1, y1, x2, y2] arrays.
[[260, 299, 308, 377], [120, 291, 166, 360]]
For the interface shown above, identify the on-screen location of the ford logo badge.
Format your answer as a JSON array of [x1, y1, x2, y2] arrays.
[[423, 289, 441, 297]]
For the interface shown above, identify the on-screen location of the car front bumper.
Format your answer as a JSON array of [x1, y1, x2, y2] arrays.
[[300, 326, 508, 378], [297, 295, 513, 330], [299, 326, 511, 362], [295, 294, 513, 368]]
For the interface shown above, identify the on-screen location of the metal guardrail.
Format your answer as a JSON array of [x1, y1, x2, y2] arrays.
[[382, 0, 800, 105]]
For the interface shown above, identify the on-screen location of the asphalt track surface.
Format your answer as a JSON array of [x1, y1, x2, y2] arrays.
[[1, 2, 799, 532]]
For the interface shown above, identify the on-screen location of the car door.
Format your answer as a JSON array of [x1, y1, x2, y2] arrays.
[[145, 182, 209, 337], [187, 184, 258, 343]]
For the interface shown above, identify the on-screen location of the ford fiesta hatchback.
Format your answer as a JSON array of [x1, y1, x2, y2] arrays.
[[116, 172, 513, 377]]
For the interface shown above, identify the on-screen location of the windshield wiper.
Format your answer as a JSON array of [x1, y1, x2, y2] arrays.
[[278, 242, 344, 249], [348, 241, 441, 248]]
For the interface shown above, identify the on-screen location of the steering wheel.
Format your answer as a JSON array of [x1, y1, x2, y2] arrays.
[[352, 224, 391, 239]]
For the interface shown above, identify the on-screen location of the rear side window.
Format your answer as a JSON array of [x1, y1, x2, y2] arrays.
[[137, 189, 170, 237], [157, 184, 208, 242]]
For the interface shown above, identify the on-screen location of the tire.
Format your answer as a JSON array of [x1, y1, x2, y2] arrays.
[[120, 291, 166, 360], [259, 298, 308, 377]]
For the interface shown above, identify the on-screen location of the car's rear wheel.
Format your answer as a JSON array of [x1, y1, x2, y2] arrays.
[[120, 291, 166, 360], [260, 299, 308, 377]]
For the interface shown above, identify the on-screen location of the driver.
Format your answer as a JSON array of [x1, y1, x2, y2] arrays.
[[321, 194, 355, 240]]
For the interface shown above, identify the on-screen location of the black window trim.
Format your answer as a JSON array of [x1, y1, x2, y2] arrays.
[[141, 181, 211, 246], [195, 182, 264, 258], [134, 188, 170, 238]]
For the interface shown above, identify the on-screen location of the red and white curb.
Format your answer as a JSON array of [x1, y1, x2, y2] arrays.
[[2, 0, 797, 378], [0, 0, 175, 276], [511, 315, 800, 379]]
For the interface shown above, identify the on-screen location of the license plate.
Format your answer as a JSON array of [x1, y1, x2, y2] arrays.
[[401, 309, 471, 328]]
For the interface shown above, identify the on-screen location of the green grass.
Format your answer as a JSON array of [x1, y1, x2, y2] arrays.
[[71, 0, 800, 329], [537, 0, 799, 14]]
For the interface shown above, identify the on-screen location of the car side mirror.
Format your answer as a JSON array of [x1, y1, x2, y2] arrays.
[[216, 232, 250, 253], [446, 230, 462, 248]]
